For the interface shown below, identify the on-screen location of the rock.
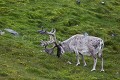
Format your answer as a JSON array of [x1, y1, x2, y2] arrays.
[[67, 61, 72, 64], [101, 1, 105, 5], [4, 28, 19, 36], [111, 33, 117, 37], [0, 30, 5, 35]]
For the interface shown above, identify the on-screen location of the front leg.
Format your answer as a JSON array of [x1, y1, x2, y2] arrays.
[[80, 53, 87, 66], [75, 51, 80, 66]]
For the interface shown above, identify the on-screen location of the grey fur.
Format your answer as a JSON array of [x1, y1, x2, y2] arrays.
[[58, 34, 104, 71]]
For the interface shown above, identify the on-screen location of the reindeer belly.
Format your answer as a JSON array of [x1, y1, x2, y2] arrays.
[[81, 52, 91, 56], [78, 47, 91, 56]]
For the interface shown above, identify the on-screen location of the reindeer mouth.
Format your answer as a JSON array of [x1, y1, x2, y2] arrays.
[[44, 47, 54, 55], [43, 44, 62, 58]]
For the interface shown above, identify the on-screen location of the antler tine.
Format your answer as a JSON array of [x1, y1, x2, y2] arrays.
[[38, 26, 47, 34], [50, 28, 54, 33], [47, 30, 54, 35], [53, 28, 56, 34], [47, 28, 56, 35]]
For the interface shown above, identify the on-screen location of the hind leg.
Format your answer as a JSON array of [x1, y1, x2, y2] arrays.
[[79, 53, 87, 66], [98, 51, 104, 72], [100, 58, 104, 72], [90, 50, 97, 71], [76, 53, 80, 66]]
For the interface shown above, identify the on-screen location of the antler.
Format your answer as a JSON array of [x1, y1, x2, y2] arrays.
[[38, 26, 46, 34], [40, 40, 55, 47], [39, 27, 59, 55], [39, 27, 57, 43], [38, 27, 56, 35], [44, 44, 56, 55], [46, 28, 56, 35]]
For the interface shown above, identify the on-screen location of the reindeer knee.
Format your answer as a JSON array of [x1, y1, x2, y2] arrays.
[[98, 54, 103, 58]]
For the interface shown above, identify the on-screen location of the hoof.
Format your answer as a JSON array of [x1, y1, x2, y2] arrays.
[[100, 69, 104, 72], [91, 69, 96, 71], [76, 63, 80, 66], [67, 61, 72, 64], [84, 64, 87, 67]]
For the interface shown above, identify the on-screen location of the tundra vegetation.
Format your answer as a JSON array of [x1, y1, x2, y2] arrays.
[[0, 0, 120, 80]]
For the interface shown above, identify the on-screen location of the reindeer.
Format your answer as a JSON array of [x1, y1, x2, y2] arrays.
[[39, 28, 104, 72]]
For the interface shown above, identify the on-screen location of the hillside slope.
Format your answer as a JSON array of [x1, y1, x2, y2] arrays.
[[0, 0, 120, 80]]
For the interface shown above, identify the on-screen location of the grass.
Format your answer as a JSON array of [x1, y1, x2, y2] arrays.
[[0, 0, 120, 80]]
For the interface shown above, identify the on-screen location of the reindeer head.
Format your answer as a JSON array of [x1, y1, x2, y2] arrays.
[[39, 27, 63, 58]]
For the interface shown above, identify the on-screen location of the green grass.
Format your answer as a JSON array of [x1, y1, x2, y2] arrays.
[[0, 0, 120, 80]]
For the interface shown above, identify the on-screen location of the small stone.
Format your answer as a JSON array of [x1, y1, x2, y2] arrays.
[[0, 30, 5, 35], [4, 28, 19, 36], [101, 1, 105, 5], [67, 61, 72, 64]]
